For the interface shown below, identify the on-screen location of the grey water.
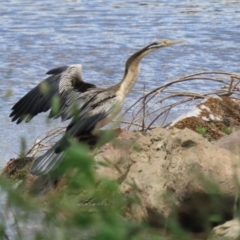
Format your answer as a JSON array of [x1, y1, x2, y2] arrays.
[[1, 0, 240, 239]]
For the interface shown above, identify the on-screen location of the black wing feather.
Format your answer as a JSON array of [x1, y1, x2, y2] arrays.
[[10, 65, 96, 123], [10, 75, 60, 123], [46, 66, 69, 75], [30, 141, 65, 175]]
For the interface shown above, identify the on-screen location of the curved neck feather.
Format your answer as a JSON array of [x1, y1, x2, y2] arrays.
[[116, 46, 155, 97]]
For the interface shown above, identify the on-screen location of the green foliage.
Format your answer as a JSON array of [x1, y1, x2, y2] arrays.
[[196, 126, 207, 135], [3, 89, 13, 99], [221, 126, 232, 135], [2, 70, 13, 100], [51, 95, 61, 116], [0, 139, 153, 240], [20, 137, 27, 157], [39, 81, 50, 95]]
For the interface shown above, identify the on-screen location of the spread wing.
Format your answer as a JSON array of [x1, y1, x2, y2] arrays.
[[30, 90, 123, 175], [9, 64, 96, 123]]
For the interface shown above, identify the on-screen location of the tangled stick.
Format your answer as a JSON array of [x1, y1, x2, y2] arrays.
[[121, 71, 240, 131], [25, 127, 65, 157]]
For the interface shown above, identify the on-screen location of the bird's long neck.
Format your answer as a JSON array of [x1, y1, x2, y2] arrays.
[[116, 45, 154, 97], [116, 61, 140, 97]]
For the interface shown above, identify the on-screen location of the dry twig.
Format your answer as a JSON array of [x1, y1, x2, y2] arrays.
[[121, 71, 240, 131]]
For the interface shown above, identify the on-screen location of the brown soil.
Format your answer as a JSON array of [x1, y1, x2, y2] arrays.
[[171, 96, 240, 141]]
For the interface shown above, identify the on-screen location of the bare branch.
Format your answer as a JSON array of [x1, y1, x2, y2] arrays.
[[122, 71, 240, 131]]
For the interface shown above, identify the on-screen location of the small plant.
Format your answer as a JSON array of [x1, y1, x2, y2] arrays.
[[222, 127, 232, 135], [210, 122, 216, 126], [0, 137, 150, 240], [196, 126, 207, 135]]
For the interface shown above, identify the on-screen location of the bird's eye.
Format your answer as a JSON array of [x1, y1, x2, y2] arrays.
[[152, 42, 158, 46]]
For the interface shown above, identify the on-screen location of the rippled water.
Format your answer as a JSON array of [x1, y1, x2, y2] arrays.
[[1, 0, 240, 165]]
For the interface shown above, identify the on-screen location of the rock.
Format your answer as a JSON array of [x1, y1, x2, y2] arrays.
[[95, 130, 141, 181], [4, 127, 240, 231], [215, 130, 240, 156], [208, 219, 240, 239], [96, 127, 240, 230]]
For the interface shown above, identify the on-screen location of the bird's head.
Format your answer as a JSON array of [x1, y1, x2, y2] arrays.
[[146, 39, 185, 50], [127, 39, 185, 64], [124, 38, 184, 76]]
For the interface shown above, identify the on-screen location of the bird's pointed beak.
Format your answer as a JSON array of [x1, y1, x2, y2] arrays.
[[165, 39, 185, 46]]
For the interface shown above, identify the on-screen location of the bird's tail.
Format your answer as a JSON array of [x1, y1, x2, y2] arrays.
[[30, 142, 65, 176]]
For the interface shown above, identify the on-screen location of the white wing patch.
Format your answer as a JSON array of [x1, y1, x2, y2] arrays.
[[59, 64, 83, 94]]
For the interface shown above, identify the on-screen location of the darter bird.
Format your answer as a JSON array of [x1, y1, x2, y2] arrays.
[[10, 39, 184, 175]]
